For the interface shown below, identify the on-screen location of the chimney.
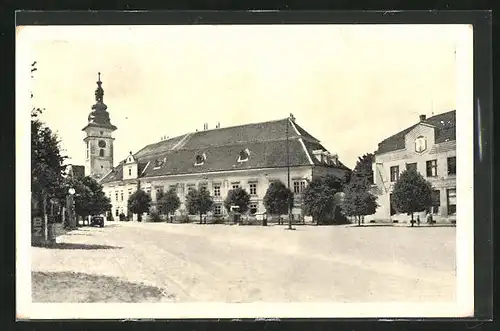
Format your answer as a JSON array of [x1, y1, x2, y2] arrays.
[[419, 114, 426, 121]]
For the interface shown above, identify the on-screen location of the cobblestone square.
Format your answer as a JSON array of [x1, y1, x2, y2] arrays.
[[32, 222, 456, 303]]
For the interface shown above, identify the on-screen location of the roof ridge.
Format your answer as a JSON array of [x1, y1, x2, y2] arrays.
[[134, 117, 293, 157], [188, 117, 289, 135], [424, 109, 456, 121]]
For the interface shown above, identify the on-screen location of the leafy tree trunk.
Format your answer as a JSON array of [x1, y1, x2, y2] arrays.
[[199, 213, 203, 224], [358, 215, 361, 226], [137, 213, 142, 222], [410, 212, 414, 227]]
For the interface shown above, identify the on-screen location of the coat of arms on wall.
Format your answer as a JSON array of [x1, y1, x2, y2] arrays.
[[414, 136, 427, 153]]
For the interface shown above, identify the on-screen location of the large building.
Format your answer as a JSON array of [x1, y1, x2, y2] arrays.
[[82, 74, 350, 221], [370, 110, 457, 223]]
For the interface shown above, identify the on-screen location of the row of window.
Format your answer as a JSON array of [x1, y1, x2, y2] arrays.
[[389, 156, 456, 182], [113, 189, 133, 202], [389, 188, 456, 216], [109, 180, 307, 204], [113, 202, 260, 218]]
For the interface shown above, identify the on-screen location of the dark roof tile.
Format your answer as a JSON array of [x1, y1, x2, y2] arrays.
[[101, 118, 349, 184], [375, 110, 456, 155]]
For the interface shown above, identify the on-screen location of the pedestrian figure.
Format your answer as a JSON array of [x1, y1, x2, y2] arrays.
[[427, 211, 433, 225]]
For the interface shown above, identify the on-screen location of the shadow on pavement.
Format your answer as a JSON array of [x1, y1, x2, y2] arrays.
[[64, 233, 94, 236], [349, 224, 456, 228], [32, 271, 175, 303], [48, 243, 123, 250]]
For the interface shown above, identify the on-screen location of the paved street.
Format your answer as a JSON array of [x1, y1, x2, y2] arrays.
[[32, 222, 456, 303]]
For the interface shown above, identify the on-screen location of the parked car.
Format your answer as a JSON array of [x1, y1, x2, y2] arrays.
[[90, 215, 104, 228]]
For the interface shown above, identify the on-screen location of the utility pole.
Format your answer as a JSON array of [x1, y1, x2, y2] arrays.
[[286, 117, 293, 230]]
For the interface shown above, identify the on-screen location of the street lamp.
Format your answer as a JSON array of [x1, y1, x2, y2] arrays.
[[67, 187, 76, 229], [286, 116, 294, 231]]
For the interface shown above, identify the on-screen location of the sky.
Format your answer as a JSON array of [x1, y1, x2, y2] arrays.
[[17, 24, 462, 169]]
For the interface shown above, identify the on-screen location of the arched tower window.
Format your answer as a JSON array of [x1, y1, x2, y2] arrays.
[[99, 149, 105, 157]]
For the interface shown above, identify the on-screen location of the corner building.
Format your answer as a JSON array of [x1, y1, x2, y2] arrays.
[[100, 117, 350, 221], [370, 110, 457, 223]]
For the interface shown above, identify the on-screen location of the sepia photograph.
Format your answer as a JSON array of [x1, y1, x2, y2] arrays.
[[16, 22, 474, 319]]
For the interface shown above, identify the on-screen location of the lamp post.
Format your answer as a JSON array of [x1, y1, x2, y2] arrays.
[[286, 117, 294, 230], [68, 187, 76, 229]]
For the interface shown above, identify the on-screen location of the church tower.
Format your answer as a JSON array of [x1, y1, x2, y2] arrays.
[[82, 73, 117, 179]]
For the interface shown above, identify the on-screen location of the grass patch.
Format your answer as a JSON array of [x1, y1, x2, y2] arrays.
[[32, 271, 175, 303]]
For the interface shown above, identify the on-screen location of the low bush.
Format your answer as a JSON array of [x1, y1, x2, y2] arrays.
[[239, 217, 261, 226], [148, 210, 163, 222], [209, 216, 226, 224]]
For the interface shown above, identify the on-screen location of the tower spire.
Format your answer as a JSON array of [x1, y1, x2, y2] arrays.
[[95, 72, 104, 103]]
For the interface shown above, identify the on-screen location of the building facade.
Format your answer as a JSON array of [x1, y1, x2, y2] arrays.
[[83, 76, 350, 221], [370, 111, 456, 223], [99, 116, 350, 221]]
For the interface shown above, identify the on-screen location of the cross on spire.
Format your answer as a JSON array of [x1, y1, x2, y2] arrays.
[[95, 72, 104, 103]]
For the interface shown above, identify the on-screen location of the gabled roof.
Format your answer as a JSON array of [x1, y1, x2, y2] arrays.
[[375, 110, 456, 155], [101, 117, 349, 184]]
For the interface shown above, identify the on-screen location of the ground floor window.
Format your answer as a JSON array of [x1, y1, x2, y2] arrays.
[[447, 188, 456, 215], [115, 208, 119, 216], [293, 180, 306, 194], [249, 203, 258, 215], [214, 205, 222, 216], [431, 190, 440, 214]]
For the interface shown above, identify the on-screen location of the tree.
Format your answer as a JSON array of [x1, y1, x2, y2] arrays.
[[71, 176, 112, 219], [127, 188, 152, 222], [323, 174, 345, 192], [31, 110, 67, 207], [263, 181, 294, 216], [352, 153, 374, 184], [391, 168, 433, 224], [224, 187, 251, 214], [30, 62, 68, 225], [341, 174, 378, 225], [185, 187, 214, 224], [302, 177, 338, 225], [157, 188, 181, 221]]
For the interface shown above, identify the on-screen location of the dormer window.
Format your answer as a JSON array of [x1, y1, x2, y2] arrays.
[[153, 157, 166, 169], [312, 150, 323, 163], [237, 149, 250, 163], [194, 153, 206, 166]]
